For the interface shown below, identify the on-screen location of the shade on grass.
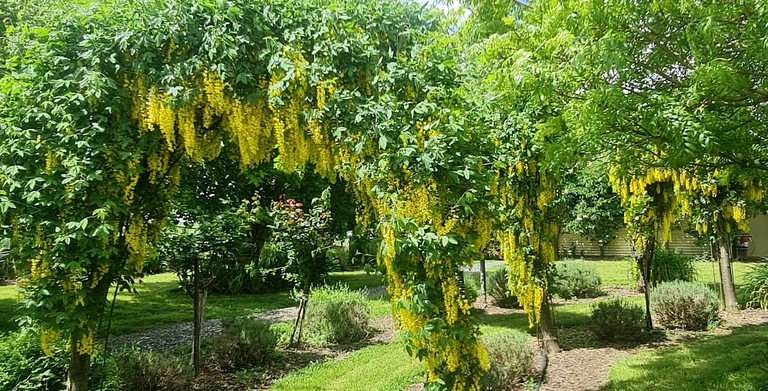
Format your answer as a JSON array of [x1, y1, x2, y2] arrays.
[[270, 342, 423, 391], [605, 325, 768, 391], [0, 284, 18, 332]]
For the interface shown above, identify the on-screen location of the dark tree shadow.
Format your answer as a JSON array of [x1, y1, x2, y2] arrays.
[[0, 297, 19, 332]]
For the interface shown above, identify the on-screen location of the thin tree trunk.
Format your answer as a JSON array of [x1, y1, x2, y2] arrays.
[[539, 295, 561, 354], [640, 238, 654, 330], [479, 259, 487, 305], [715, 235, 739, 311], [67, 328, 89, 391], [192, 257, 201, 377]]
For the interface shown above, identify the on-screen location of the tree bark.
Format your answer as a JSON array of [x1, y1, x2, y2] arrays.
[[192, 257, 201, 377], [479, 259, 487, 305], [539, 295, 561, 354], [67, 330, 89, 391], [639, 238, 654, 330], [714, 236, 739, 311]]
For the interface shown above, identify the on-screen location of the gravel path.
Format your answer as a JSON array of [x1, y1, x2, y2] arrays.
[[110, 286, 386, 351], [464, 260, 505, 273]]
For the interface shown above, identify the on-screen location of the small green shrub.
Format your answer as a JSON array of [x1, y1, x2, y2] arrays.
[[652, 281, 719, 331], [590, 299, 646, 341], [650, 249, 696, 287], [487, 269, 519, 308], [481, 330, 534, 390], [212, 317, 278, 369], [463, 271, 481, 305], [742, 262, 768, 309], [111, 346, 191, 391], [305, 284, 370, 345], [0, 328, 68, 391], [552, 261, 602, 299], [631, 249, 697, 288]]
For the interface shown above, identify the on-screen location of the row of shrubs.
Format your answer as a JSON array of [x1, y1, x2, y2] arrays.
[[481, 250, 701, 308], [482, 280, 723, 390], [592, 280, 720, 342]]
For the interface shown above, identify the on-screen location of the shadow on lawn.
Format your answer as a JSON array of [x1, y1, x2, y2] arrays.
[[601, 324, 768, 391], [0, 297, 20, 332]]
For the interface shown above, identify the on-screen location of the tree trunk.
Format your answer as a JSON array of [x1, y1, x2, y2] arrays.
[[715, 236, 739, 311], [479, 259, 487, 305], [639, 238, 654, 330], [539, 295, 561, 354], [67, 330, 89, 391], [192, 257, 202, 377]]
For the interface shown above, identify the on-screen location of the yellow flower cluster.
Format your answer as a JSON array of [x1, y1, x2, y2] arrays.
[[125, 216, 147, 273], [76, 327, 97, 356], [30, 258, 54, 280], [40, 327, 60, 358]]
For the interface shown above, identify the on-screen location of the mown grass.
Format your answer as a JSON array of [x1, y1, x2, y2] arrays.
[[270, 342, 423, 391], [109, 270, 386, 335], [604, 324, 768, 391], [0, 284, 18, 332]]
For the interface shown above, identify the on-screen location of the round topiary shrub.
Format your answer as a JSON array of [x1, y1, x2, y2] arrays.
[[481, 330, 534, 390], [651, 281, 719, 331], [212, 317, 278, 369], [590, 299, 646, 341], [487, 269, 520, 308], [552, 261, 602, 299], [305, 284, 370, 345]]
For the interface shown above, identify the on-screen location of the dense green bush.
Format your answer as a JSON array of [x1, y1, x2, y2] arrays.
[[212, 317, 278, 369], [742, 262, 768, 309], [590, 299, 646, 341], [110, 346, 191, 391], [631, 249, 697, 289], [652, 281, 719, 331], [0, 328, 68, 391], [487, 269, 519, 308], [305, 284, 370, 345], [481, 330, 534, 390], [463, 271, 481, 305], [650, 249, 696, 287], [552, 261, 602, 299]]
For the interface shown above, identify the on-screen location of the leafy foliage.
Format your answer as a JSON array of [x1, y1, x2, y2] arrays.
[[269, 190, 341, 293], [651, 281, 719, 331], [487, 269, 519, 308], [0, 328, 67, 391], [631, 249, 696, 288], [551, 261, 603, 299], [305, 284, 370, 345], [590, 299, 646, 341], [159, 198, 272, 295], [560, 163, 624, 244], [741, 262, 768, 309], [480, 330, 534, 390], [110, 346, 191, 391], [212, 317, 278, 370]]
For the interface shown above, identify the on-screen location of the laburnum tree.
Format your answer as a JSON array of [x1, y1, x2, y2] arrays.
[[0, 0, 494, 390], [562, 0, 768, 313], [459, 0, 587, 353]]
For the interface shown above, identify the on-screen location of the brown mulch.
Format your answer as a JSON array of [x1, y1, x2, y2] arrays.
[[535, 301, 768, 391]]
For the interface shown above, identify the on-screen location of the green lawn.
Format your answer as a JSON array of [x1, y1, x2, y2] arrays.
[[0, 270, 387, 335], [2, 260, 768, 391], [0, 284, 18, 332], [605, 324, 768, 391], [270, 342, 423, 391]]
